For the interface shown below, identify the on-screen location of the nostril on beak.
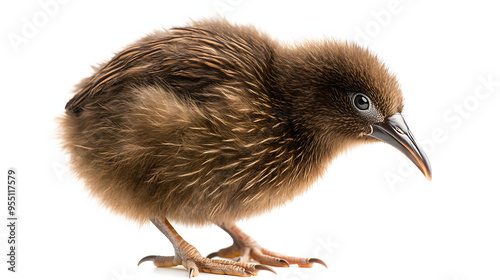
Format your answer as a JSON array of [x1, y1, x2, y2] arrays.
[[394, 126, 404, 135]]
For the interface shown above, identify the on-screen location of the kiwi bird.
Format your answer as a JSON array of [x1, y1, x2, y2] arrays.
[[61, 19, 431, 277]]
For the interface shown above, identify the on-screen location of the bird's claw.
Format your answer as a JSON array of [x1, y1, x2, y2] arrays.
[[206, 252, 219, 259], [254, 264, 277, 275], [308, 258, 328, 268]]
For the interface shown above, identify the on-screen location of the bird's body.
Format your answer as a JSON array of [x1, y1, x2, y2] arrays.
[[61, 19, 431, 277]]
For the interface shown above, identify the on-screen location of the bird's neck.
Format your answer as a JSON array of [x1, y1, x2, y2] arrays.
[[269, 51, 349, 182]]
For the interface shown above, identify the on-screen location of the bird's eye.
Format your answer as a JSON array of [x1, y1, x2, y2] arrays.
[[353, 94, 370, 110]]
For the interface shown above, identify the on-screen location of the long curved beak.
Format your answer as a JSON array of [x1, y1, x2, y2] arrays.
[[368, 113, 432, 181]]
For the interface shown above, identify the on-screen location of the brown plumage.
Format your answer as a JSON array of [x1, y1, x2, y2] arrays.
[[61, 19, 430, 277]]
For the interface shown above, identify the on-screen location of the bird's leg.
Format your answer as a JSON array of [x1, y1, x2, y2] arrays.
[[138, 218, 275, 277], [208, 223, 327, 268]]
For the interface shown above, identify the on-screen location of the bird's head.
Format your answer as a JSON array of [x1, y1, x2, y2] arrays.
[[277, 41, 431, 181]]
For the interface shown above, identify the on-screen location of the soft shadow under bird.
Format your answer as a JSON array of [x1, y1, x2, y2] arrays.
[[61, 19, 431, 277]]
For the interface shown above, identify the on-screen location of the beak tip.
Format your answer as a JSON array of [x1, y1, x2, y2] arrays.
[[426, 173, 432, 182], [420, 162, 432, 182], [425, 169, 432, 182]]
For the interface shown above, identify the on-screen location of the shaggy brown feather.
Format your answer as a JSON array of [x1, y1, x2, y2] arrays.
[[61, 19, 403, 225]]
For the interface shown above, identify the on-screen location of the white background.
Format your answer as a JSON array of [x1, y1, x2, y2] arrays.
[[1, 1, 500, 280]]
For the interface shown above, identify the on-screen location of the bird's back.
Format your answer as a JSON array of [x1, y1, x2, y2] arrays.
[[66, 20, 274, 113], [61, 20, 317, 225]]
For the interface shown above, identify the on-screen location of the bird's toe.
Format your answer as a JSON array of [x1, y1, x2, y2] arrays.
[[249, 248, 290, 267], [259, 248, 327, 268], [138, 255, 180, 267], [208, 258, 275, 276], [207, 243, 241, 259]]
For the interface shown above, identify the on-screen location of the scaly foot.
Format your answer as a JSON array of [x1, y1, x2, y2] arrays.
[[138, 252, 274, 277], [207, 224, 327, 268], [138, 218, 275, 277]]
